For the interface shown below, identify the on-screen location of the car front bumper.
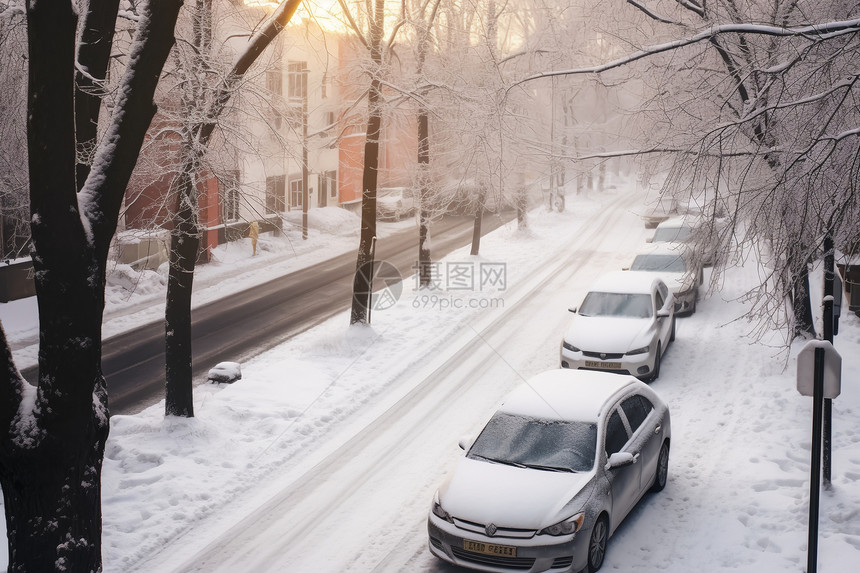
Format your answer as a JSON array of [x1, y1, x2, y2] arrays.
[[560, 346, 656, 380], [427, 514, 586, 573]]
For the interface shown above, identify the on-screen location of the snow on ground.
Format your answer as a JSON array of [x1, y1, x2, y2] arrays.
[[1, 180, 858, 572]]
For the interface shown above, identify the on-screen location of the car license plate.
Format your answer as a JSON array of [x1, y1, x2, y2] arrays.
[[585, 360, 622, 369], [463, 539, 517, 558]]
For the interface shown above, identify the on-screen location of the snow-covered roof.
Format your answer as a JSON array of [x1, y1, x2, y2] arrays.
[[498, 369, 640, 422], [587, 269, 663, 295], [656, 215, 699, 230]]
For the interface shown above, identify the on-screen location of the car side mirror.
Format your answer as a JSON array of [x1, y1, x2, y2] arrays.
[[458, 435, 474, 451], [605, 452, 638, 470]]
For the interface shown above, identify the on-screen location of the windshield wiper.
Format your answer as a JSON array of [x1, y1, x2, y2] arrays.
[[522, 463, 577, 473], [470, 454, 528, 468]]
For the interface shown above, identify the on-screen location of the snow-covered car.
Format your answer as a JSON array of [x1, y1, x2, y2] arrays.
[[428, 369, 672, 573], [376, 186, 415, 220], [560, 271, 675, 382], [650, 215, 724, 267], [640, 196, 679, 229], [649, 216, 697, 244], [627, 243, 702, 315]]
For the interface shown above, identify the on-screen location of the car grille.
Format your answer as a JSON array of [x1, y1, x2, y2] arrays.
[[552, 555, 574, 568], [582, 351, 624, 359], [451, 546, 536, 570]]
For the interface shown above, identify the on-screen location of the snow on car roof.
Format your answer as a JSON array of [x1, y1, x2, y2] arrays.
[[498, 369, 639, 422], [656, 215, 697, 229], [587, 270, 663, 295]]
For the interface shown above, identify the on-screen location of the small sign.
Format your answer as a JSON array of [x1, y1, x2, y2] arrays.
[[796, 340, 841, 399]]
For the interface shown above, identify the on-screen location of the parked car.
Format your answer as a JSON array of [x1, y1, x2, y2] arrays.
[[649, 216, 697, 244], [640, 196, 679, 229], [560, 271, 675, 382], [376, 186, 415, 220], [651, 215, 725, 267], [627, 243, 702, 315], [428, 369, 672, 573]]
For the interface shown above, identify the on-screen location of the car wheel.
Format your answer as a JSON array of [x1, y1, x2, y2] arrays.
[[669, 317, 676, 342], [648, 343, 662, 382], [587, 514, 609, 572], [651, 441, 670, 492]]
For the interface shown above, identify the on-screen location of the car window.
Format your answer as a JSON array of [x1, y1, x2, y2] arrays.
[[467, 412, 598, 472], [605, 410, 629, 455], [620, 395, 653, 433], [579, 292, 653, 319], [653, 226, 693, 243], [655, 290, 665, 312]]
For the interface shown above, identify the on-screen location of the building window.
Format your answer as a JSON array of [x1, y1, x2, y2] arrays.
[[290, 178, 303, 208], [220, 170, 241, 222], [266, 68, 283, 130], [266, 68, 283, 96], [326, 170, 337, 199], [287, 61, 307, 101], [266, 175, 285, 213]]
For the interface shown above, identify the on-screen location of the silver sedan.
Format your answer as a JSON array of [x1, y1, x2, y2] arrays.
[[428, 369, 672, 573]]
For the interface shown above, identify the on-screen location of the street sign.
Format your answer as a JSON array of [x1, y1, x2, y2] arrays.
[[797, 340, 841, 399]]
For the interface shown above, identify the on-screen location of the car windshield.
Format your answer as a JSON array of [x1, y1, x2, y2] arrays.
[[578, 292, 653, 318], [631, 253, 687, 273], [467, 413, 597, 472], [653, 226, 693, 242]]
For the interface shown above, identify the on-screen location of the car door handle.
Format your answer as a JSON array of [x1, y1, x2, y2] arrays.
[[654, 425, 662, 434]]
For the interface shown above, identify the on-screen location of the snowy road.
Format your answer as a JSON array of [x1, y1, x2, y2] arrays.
[[106, 184, 859, 573], [138, 190, 652, 572]]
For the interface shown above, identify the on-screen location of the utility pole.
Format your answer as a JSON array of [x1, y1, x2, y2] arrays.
[[301, 65, 309, 241], [822, 233, 835, 484]]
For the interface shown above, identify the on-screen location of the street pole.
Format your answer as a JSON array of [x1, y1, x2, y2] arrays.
[[301, 67, 309, 241], [807, 347, 824, 573], [822, 233, 834, 484]]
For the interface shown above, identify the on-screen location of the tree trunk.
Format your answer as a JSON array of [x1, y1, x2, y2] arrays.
[[350, 0, 385, 325], [417, 108, 431, 287], [470, 185, 486, 256], [350, 81, 382, 324], [165, 174, 199, 417], [1, 2, 182, 569], [161, 0, 304, 413]]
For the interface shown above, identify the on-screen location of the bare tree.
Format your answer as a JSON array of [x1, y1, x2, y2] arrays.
[[516, 4, 860, 340], [160, 0, 302, 417], [0, 1, 182, 569]]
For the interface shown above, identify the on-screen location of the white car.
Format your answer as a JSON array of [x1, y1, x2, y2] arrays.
[[377, 186, 415, 220], [649, 215, 697, 244], [627, 243, 702, 315], [560, 271, 675, 382], [428, 369, 672, 573]]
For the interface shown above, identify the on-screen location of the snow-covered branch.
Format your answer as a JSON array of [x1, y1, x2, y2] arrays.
[[511, 18, 860, 88]]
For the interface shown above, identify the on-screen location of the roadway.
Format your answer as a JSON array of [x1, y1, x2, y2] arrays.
[[21, 213, 511, 413]]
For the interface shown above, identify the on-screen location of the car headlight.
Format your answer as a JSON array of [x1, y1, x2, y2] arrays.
[[562, 341, 580, 352], [432, 492, 452, 523], [627, 345, 650, 355], [538, 513, 585, 536]]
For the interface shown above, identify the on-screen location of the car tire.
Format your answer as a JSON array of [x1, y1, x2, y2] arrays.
[[648, 343, 662, 382], [669, 317, 676, 342], [587, 514, 609, 572], [651, 441, 670, 492]]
